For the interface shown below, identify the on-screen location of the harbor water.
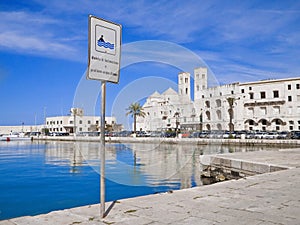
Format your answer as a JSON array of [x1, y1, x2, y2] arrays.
[[0, 140, 278, 220]]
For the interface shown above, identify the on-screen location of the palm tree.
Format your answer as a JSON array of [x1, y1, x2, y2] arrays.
[[227, 97, 235, 132], [126, 102, 146, 133]]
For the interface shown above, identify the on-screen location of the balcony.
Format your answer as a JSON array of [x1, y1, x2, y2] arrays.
[[244, 100, 285, 107]]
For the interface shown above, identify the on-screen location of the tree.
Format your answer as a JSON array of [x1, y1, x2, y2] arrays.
[[126, 102, 146, 133], [227, 97, 235, 132]]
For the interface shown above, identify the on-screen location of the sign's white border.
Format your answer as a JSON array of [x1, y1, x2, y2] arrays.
[[87, 15, 121, 83]]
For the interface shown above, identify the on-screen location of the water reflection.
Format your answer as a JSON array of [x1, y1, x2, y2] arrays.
[[43, 141, 280, 189]]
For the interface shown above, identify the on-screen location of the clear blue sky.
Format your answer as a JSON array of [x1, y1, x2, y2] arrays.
[[0, 0, 300, 126]]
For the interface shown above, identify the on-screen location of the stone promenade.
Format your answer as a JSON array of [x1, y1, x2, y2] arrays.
[[1, 148, 299, 225]]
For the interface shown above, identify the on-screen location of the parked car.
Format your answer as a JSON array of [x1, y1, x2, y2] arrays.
[[189, 132, 201, 138], [235, 131, 247, 139], [222, 131, 236, 139], [277, 131, 289, 139], [290, 131, 300, 139], [264, 132, 279, 139], [245, 131, 256, 139], [254, 131, 267, 139], [199, 131, 210, 138], [136, 131, 151, 137]]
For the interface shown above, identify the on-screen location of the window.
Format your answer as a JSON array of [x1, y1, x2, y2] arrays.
[[185, 88, 188, 94], [196, 74, 199, 79], [249, 93, 254, 99], [273, 106, 280, 114], [180, 78, 183, 84], [248, 108, 254, 116], [249, 87, 252, 90], [260, 107, 266, 115], [88, 120, 91, 124], [289, 126, 293, 130], [57, 121, 59, 124], [297, 84, 300, 89], [288, 96, 292, 102], [202, 95, 204, 98], [70, 120, 73, 124], [185, 78, 188, 83], [241, 89, 244, 93], [205, 101, 210, 108], [196, 85, 199, 91], [60, 121, 63, 124], [231, 91, 234, 94], [220, 92, 222, 96], [273, 90, 279, 98], [288, 84, 291, 90], [202, 74, 205, 79], [79, 128, 82, 131], [260, 91, 266, 99], [216, 99, 221, 107], [216, 110, 222, 120], [79, 120, 82, 124]]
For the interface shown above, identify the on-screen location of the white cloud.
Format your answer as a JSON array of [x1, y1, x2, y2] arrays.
[[0, 11, 82, 60], [1, 0, 300, 80]]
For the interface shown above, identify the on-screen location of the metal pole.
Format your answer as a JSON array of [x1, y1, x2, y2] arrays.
[[100, 81, 106, 218]]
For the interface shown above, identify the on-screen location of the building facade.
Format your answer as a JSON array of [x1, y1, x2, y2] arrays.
[[46, 108, 122, 133], [137, 67, 300, 132]]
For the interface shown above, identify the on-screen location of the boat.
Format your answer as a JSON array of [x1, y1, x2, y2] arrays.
[[0, 132, 31, 141]]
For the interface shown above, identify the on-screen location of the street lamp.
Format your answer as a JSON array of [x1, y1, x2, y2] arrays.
[[174, 112, 180, 137]]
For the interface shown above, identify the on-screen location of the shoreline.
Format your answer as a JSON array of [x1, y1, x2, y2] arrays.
[[33, 135, 300, 147]]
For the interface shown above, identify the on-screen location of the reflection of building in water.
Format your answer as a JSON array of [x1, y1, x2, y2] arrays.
[[128, 143, 203, 189], [44, 142, 117, 170]]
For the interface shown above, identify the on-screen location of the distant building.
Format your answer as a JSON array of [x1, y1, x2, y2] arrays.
[[137, 67, 300, 132], [46, 108, 123, 133], [0, 125, 42, 135]]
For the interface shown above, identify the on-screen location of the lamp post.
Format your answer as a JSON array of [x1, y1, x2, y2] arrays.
[[174, 112, 180, 137]]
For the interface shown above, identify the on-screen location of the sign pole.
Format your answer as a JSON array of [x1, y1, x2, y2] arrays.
[[100, 81, 106, 218], [87, 15, 121, 219]]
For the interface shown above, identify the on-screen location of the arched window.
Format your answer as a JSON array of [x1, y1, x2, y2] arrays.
[[205, 100, 210, 108], [216, 99, 221, 107]]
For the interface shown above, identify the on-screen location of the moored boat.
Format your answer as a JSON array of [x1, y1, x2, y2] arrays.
[[0, 132, 31, 141]]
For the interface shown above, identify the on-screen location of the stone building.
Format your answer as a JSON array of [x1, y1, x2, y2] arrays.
[[137, 67, 300, 132]]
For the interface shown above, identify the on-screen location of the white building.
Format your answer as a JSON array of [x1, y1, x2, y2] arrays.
[[137, 67, 300, 132], [46, 108, 122, 134]]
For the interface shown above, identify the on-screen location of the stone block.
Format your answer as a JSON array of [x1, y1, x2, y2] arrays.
[[241, 161, 270, 174], [219, 158, 231, 167], [230, 160, 242, 170]]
